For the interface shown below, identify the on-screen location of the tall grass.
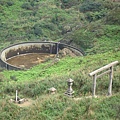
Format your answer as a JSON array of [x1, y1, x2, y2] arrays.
[[0, 0, 120, 119]]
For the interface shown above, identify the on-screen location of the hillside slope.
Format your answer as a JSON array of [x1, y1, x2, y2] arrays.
[[0, 0, 120, 53], [0, 0, 120, 120]]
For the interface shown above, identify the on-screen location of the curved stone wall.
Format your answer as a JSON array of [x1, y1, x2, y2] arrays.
[[0, 41, 84, 70]]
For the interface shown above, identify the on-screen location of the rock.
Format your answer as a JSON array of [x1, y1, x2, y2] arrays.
[[19, 98, 25, 104], [59, 48, 76, 57], [63, 26, 71, 33], [48, 87, 57, 94]]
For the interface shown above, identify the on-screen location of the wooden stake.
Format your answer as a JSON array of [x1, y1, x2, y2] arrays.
[[16, 90, 18, 102], [93, 74, 97, 97], [108, 66, 113, 96]]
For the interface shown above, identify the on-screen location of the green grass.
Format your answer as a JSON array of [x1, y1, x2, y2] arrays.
[[0, 0, 82, 43], [0, 93, 120, 120], [1, 51, 119, 99], [0, 0, 120, 119], [2, 51, 120, 82], [0, 0, 25, 23], [89, 25, 120, 54]]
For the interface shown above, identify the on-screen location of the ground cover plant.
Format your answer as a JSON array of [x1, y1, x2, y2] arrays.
[[0, 0, 120, 120]]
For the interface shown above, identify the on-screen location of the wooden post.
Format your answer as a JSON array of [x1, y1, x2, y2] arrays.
[[92, 74, 97, 97], [16, 90, 18, 102], [108, 66, 113, 96]]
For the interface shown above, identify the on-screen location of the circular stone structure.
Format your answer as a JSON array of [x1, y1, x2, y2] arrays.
[[0, 41, 84, 70]]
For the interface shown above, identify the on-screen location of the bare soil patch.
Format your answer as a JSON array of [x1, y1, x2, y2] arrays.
[[16, 99, 33, 107], [6, 53, 55, 69]]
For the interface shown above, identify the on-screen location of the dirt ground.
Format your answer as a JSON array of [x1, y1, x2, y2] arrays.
[[6, 48, 81, 69], [6, 53, 55, 69], [16, 99, 33, 107]]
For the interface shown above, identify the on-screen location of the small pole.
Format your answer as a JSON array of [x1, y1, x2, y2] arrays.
[[92, 74, 97, 97], [50, 43, 52, 54], [56, 42, 59, 57], [16, 90, 18, 102], [108, 66, 113, 96]]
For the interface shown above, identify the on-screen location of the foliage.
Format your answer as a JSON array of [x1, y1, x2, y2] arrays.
[[0, 93, 120, 120], [79, 0, 117, 22], [60, 0, 80, 9], [0, 0, 14, 6], [0, 0, 120, 119], [105, 6, 120, 25], [21, 2, 33, 10], [72, 28, 95, 50], [1, 51, 120, 97], [85, 10, 106, 22], [94, 94, 120, 120], [33, 24, 43, 36], [79, 0, 103, 12]]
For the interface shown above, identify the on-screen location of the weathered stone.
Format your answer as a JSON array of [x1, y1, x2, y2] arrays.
[[59, 48, 76, 57], [19, 98, 25, 104], [65, 78, 74, 97], [48, 87, 56, 94]]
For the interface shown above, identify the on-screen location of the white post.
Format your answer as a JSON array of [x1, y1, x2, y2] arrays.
[[108, 66, 113, 96], [93, 74, 97, 97], [16, 90, 18, 102]]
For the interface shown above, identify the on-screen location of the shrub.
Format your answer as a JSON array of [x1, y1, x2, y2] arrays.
[[33, 24, 43, 36], [0, 1, 5, 6], [80, 0, 103, 12], [72, 29, 94, 50], [6, 1, 14, 6], [61, 0, 79, 9], [102, 0, 114, 9], [85, 10, 106, 22], [51, 14, 66, 24], [44, 23, 55, 31], [105, 7, 120, 25], [21, 2, 32, 10]]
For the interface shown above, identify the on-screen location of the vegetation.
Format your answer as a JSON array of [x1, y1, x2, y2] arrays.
[[0, 0, 120, 120]]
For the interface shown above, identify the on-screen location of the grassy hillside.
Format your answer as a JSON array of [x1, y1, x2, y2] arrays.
[[0, 0, 120, 120], [0, 51, 120, 120], [0, 0, 120, 53]]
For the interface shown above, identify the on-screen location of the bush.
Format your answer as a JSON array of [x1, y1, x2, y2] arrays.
[[44, 23, 55, 31], [21, 2, 32, 10], [85, 10, 106, 22], [102, 0, 114, 10], [61, 0, 79, 9], [0, 1, 14, 6], [51, 14, 66, 24], [72, 29, 94, 50], [0, 1, 6, 6], [34, 27, 42, 36], [6, 1, 14, 6], [33, 24, 43, 36], [80, 0, 103, 12], [105, 7, 120, 25]]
